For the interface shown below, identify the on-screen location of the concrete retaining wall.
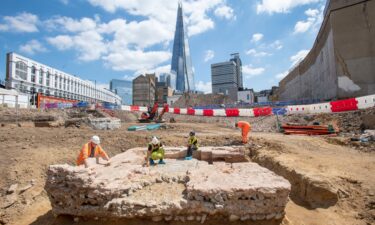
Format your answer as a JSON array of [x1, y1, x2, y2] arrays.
[[279, 0, 375, 101]]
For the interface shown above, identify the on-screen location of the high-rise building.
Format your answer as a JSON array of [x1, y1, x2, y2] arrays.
[[132, 73, 156, 106], [230, 53, 243, 89], [171, 2, 195, 92], [211, 54, 243, 101], [110, 79, 132, 105], [211, 61, 238, 101]]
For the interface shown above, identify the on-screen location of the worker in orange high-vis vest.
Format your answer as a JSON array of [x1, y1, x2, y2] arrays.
[[235, 121, 251, 144], [76, 136, 110, 168]]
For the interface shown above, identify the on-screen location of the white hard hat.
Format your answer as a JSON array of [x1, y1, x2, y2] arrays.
[[91, 135, 100, 145], [151, 136, 159, 145]]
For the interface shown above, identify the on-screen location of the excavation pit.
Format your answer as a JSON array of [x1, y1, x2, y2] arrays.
[[45, 146, 291, 222]]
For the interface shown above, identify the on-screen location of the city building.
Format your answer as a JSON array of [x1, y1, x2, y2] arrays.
[[5, 52, 121, 104], [110, 79, 132, 105], [170, 2, 195, 92], [230, 53, 243, 90], [211, 61, 239, 101], [159, 72, 176, 90], [278, 0, 375, 101], [211, 54, 243, 101], [132, 73, 156, 106], [237, 89, 254, 104], [156, 81, 174, 104]]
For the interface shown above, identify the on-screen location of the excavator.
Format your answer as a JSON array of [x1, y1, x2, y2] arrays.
[[138, 103, 169, 123]]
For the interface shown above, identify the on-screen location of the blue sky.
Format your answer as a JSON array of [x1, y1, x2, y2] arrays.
[[0, 0, 326, 92]]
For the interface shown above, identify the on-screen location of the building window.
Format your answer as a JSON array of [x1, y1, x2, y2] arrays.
[[46, 71, 50, 87], [39, 70, 43, 84], [59, 77, 62, 89], [15, 61, 28, 80], [63, 79, 66, 90], [55, 74, 58, 88], [31, 66, 36, 83]]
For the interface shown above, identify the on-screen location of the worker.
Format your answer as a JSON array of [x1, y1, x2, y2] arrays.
[[146, 136, 166, 166], [235, 121, 251, 144], [76, 135, 110, 168], [185, 131, 198, 160]]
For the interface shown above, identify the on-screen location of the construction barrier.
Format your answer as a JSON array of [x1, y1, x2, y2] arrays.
[[120, 94, 375, 118]]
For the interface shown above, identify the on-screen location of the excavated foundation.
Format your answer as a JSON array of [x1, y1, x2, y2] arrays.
[[45, 146, 291, 222]]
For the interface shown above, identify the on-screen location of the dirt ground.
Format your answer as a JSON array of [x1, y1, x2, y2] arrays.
[[0, 114, 374, 225]]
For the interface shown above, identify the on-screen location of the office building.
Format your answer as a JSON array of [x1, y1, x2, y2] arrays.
[[170, 2, 195, 92], [5, 52, 121, 104], [230, 53, 243, 90], [132, 73, 156, 106], [110, 79, 132, 105], [211, 61, 238, 101]]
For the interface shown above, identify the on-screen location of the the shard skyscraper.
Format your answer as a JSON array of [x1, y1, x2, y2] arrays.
[[171, 1, 195, 92]]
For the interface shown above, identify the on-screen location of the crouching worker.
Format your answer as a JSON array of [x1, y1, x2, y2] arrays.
[[235, 121, 251, 144], [185, 131, 198, 160], [76, 135, 110, 168], [147, 137, 166, 166]]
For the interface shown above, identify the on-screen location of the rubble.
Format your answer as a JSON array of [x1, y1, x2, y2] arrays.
[[87, 117, 121, 130], [45, 146, 290, 222]]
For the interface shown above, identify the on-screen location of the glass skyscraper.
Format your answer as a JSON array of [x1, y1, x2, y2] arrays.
[[171, 2, 195, 92], [109, 79, 132, 105]]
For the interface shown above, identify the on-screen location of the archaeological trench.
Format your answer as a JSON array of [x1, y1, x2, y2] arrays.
[[45, 146, 332, 223]]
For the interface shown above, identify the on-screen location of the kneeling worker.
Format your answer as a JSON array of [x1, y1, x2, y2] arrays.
[[235, 121, 251, 144], [147, 137, 166, 166], [185, 131, 198, 160], [76, 135, 110, 168]]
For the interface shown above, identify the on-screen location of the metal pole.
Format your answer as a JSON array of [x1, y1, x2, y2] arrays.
[[95, 80, 96, 103]]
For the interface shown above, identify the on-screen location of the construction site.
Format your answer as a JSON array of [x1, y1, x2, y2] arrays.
[[0, 0, 375, 224], [0, 98, 374, 225]]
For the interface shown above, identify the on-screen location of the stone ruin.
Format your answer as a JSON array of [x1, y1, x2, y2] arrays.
[[45, 146, 291, 222]]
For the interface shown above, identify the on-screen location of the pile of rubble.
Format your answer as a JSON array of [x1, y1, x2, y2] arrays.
[[45, 146, 291, 222]]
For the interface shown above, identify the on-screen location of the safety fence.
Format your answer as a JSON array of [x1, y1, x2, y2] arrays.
[[120, 94, 375, 118]]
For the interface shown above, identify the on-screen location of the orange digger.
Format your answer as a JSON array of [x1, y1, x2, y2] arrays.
[[138, 103, 169, 123]]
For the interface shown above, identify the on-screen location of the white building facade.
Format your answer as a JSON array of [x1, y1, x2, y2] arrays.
[[237, 89, 254, 104], [5, 52, 121, 104]]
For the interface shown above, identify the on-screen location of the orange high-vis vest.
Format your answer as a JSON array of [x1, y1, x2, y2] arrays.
[[237, 121, 251, 131], [76, 142, 108, 166]]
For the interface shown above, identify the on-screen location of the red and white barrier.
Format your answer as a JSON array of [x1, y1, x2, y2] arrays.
[[122, 94, 375, 118]]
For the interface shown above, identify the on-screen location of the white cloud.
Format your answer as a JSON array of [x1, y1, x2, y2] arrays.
[[204, 50, 215, 62], [45, 1, 228, 71], [251, 33, 264, 43], [269, 40, 283, 50], [242, 65, 265, 78], [245, 48, 272, 57], [19, 40, 47, 55], [48, 30, 107, 61], [256, 0, 321, 14], [294, 7, 323, 34], [46, 35, 74, 50], [214, 5, 236, 20], [0, 12, 39, 33], [45, 16, 98, 33], [88, 0, 225, 36], [104, 50, 171, 71], [290, 49, 310, 66], [133, 64, 171, 78], [195, 81, 212, 94]]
